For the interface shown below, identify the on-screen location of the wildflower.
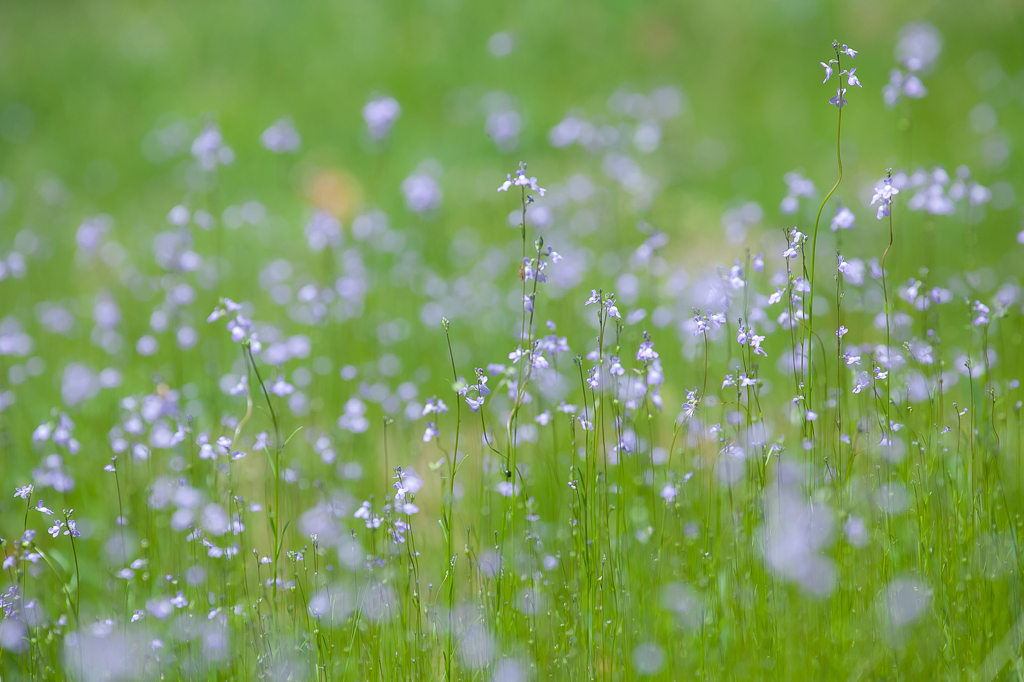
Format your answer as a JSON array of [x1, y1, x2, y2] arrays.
[[269, 376, 295, 397], [423, 423, 439, 443], [48, 521, 63, 537], [897, 22, 942, 73], [556, 401, 577, 415], [972, 301, 990, 326], [780, 172, 815, 214], [829, 87, 848, 108], [402, 171, 442, 214], [837, 254, 851, 275], [750, 334, 767, 357], [191, 122, 234, 171], [14, 485, 33, 499], [870, 174, 900, 220], [34, 501, 54, 516], [660, 483, 679, 503], [260, 118, 301, 154], [820, 62, 834, 83], [837, 326, 849, 338], [363, 96, 401, 140], [636, 335, 659, 362], [422, 397, 448, 416], [831, 206, 855, 231], [846, 68, 862, 88], [840, 44, 858, 59], [692, 311, 710, 336], [883, 69, 927, 109], [497, 163, 546, 197]]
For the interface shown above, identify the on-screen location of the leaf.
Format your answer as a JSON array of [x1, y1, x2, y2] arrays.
[[283, 426, 304, 447]]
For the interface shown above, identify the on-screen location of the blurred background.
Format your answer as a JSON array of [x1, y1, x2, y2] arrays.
[[1, 0, 1023, 412]]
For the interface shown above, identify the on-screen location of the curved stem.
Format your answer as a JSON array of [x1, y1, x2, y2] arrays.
[[807, 58, 844, 415]]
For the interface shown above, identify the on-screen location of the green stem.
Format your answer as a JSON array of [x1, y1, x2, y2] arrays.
[[807, 54, 845, 416]]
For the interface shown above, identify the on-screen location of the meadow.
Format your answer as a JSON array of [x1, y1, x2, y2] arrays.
[[2, 1, 1024, 679]]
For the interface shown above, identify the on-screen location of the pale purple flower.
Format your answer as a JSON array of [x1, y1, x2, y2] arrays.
[[304, 211, 342, 253], [820, 62, 834, 84], [846, 68, 862, 88], [870, 176, 900, 220], [191, 122, 234, 171], [401, 173, 442, 214], [636, 338, 659, 362], [363, 96, 401, 140], [498, 163, 545, 197], [829, 88, 848, 108], [423, 422, 439, 443], [972, 301, 990, 326], [897, 22, 942, 73], [831, 205, 855, 231], [883, 69, 927, 109], [270, 377, 295, 397], [260, 118, 301, 154], [750, 334, 767, 357], [422, 396, 448, 416]]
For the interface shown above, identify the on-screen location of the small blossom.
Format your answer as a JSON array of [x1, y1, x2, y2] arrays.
[[829, 87, 848, 108], [831, 206, 855, 231], [870, 175, 900, 220], [820, 62, 834, 83]]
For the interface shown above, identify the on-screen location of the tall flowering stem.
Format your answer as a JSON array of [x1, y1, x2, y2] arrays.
[[807, 41, 851, 419], [245, 341, 284, 603], [441, 317, 461, 682]]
